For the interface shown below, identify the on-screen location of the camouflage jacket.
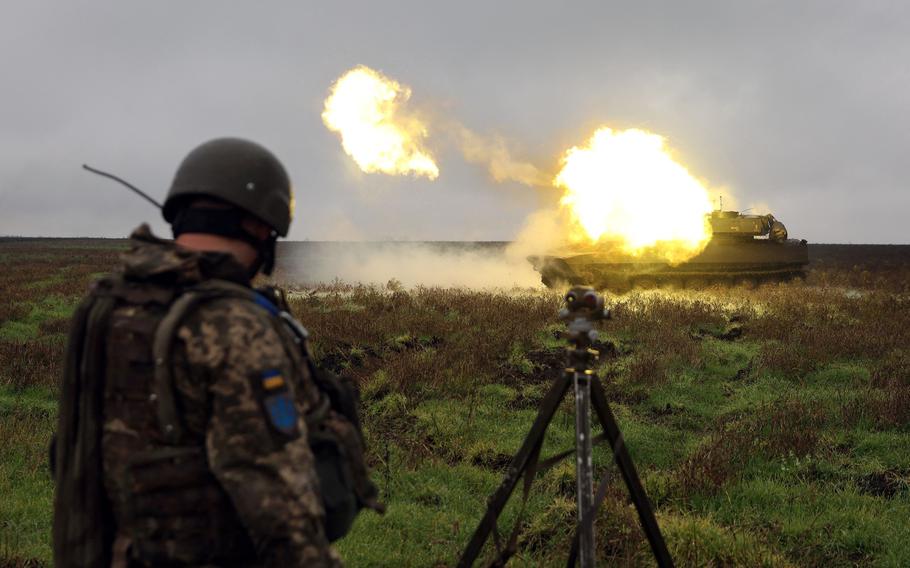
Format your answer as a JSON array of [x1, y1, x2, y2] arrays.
[[98, 225, 341, 567]]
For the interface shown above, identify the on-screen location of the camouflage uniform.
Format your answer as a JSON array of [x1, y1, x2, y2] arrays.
[[94, 225, 341, 567]]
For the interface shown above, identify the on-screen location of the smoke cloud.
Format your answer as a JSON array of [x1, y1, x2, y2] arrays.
[[310, 62, 565, 290], [281, 242, 543, 289], [454, 125, 549, 187], [506, 207, 570, 258]]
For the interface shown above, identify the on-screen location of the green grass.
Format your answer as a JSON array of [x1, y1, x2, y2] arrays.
[[338, 462, 501, 566], [699, 478, 910, 567], [0, 387, 56, 564], [0, 296, 76, 341]]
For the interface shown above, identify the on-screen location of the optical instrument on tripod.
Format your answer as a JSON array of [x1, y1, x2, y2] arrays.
[[457, 287, 673, 568]]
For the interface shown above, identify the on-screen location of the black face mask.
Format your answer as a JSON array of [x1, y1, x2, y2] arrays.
[[172, 207, 278, 277]]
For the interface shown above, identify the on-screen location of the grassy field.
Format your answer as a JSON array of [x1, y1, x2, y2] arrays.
[[1, 239, 909, 567]]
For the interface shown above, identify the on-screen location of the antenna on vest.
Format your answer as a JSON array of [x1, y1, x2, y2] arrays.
[[82, 164, 164, 210]]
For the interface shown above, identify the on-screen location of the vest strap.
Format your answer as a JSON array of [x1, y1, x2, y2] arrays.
[[151, 279, 284, 443]]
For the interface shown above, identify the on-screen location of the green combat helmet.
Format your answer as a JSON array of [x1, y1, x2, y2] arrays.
[[162, 138, 294, 274]]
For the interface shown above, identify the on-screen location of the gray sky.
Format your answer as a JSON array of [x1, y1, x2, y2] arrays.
[[1, 0, 908, 243]]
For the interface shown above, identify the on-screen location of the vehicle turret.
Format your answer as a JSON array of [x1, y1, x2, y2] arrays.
[[708, 210, 788, 243]]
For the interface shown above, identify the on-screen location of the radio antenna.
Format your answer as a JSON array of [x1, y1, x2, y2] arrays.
[[82, 164, 163, 210]]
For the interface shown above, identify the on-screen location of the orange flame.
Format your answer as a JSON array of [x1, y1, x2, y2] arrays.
[[554, 127, 713, 263], [322, 66, 439, 179]]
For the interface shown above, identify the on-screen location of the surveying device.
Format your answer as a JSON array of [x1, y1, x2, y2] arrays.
[[457, 287, 673, 567]]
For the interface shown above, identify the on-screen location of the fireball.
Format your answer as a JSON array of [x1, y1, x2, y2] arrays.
[[554, 127, 713, 263], [322, 65, 439, 179]]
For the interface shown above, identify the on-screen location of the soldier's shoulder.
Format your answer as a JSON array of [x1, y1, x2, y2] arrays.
[[177, 294, 286, 369], [181, 294, 277, 340]]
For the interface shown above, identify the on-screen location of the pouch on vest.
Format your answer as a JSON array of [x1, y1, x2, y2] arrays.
[[276, 307, 384, 541]]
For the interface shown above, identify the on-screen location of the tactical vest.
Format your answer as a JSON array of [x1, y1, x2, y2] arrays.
[[56, 274, 379, 567]]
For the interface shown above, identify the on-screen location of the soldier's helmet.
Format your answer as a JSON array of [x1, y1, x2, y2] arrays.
[[162, 138, 294, 236], [769, 220, 788, 243]]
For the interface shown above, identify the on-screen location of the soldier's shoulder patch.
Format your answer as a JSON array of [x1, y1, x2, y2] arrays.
[[257, 369, 299, 438]]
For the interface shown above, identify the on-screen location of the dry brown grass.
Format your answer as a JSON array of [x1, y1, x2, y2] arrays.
[[674, 399, 827, 498], [0, 342, 61, 391], [0, 241, 122, 392], [287, 285, 562, 401], [841, 386, 910, 431], [0, 556, 45, 568]]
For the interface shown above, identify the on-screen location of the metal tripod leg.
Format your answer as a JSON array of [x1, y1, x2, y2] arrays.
[[573, 369, 595, 568], [589, 377, 674, 568], [456, 374, 573, 568]]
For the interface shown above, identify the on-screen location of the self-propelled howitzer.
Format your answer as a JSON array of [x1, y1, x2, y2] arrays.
[[529, 210, 809, 289]]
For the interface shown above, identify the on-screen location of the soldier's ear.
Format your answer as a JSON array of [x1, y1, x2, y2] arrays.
[[241, 216, 272, 241]]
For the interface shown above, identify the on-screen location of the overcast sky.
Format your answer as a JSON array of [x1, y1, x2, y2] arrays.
[[1, 1, 907, 243]]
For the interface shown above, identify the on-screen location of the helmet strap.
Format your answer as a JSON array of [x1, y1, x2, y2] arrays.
[[256, 234, 278, 277]]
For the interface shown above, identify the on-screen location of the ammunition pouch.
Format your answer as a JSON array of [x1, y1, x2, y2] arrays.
[[306, 370, 382, 541], [119, 447, 253, 566]]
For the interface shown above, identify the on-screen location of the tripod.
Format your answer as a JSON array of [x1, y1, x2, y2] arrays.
[[457, 287, 673, 568]]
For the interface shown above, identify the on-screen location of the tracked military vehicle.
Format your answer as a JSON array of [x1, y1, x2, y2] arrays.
[[530, 210, 809, 289]]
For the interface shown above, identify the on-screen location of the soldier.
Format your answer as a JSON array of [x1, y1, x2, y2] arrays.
[[52, 138, 378, 567]]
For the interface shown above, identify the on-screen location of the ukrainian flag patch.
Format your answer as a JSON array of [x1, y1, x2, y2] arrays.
[[260, 369, 298, 437]]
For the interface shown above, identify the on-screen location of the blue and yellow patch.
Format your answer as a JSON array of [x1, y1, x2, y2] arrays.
[[260, 369, 298, 437]]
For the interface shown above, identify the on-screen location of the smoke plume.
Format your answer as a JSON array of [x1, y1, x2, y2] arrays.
[[454, 125, 549, 187], [285, 242, 543, 289]]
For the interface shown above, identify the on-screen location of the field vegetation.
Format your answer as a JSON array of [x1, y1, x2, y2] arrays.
[[1, 239, 909, 567]]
